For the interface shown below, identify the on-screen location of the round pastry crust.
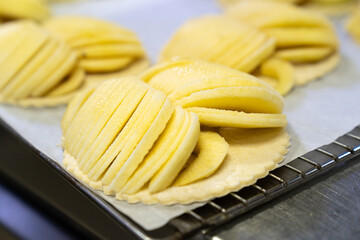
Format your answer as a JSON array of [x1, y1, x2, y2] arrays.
[[294, 52, 340, 86]]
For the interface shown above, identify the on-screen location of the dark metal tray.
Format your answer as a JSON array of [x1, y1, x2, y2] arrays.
[[1, 117, 359, 239]]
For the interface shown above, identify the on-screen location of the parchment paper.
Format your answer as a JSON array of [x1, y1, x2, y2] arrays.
[[0, 0, 360, 231]]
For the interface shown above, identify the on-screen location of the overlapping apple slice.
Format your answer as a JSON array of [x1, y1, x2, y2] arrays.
[[44, 16, 148, 74], [161, 15, 275, 74], [0, 20, 88, 107], [62, 78, 220, 199], [141, 59, 286, 129], [159, 15, 298, 95], [173, 131, 229, 187]]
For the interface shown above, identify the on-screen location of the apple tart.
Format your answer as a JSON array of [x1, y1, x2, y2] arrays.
[[0, 20, 86, 107], [62, 61, 289, 204], [226, 0, 340, 85]]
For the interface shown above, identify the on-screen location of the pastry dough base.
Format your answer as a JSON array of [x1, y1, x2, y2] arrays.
[[63, 127, 290, 205], [294, 52, 340, 86]]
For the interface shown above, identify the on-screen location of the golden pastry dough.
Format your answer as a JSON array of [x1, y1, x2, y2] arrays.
[[294, 53, 340, 85]]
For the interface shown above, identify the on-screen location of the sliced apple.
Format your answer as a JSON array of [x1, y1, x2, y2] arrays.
[[168, 76, 271, 102], [47, 67, 85, 97], [61, 88, 95, 135], [188, 107, 287, 128], [1, 36, 57, 99], [0, 22, 49, 91], [80, 57, 133, 73], [121, 106, 187, 194], [109, 98, 174, 192], [149, 111, 200, 193], [176, 86, 284, 114], [83, 82, 149, 177], [260, 58, 295, 95], [173, 131, 229, 186]]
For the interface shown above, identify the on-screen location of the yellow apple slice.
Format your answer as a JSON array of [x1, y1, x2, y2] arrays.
[[263, 28, 338, 48], [108, 98, 174, 192], [31, 50, 78, 97], [144, 59, 250, 94], [76, 80, 135, 170], [86, 89, 163, 183], [46, 67, 85, 97], [69, 35, 140, 48], [0, 37, 57, 99], [82, 83, 149, 176], [63, 79, 123, 156], [216, 28, 257, 67], [260, 58, 295, 95], [176, 87, 284, 114], [173, 131, 229, 186], [148, 111, 200, 193], [72, 79, 137, 159], [0, 22, 31, 65], [188, 107, 287, 128], [81, 43, 144, 58], [121, 106, 187, 194], [168, 76, 272, 101], [141, 59, 193, 83], [13, 39, 72, 99], [61, 88, 95, 135], [80, 57, 133, 73], [0, 22, 49, 91], [100, 90, 168, 187], [230, 34, 267, 71], [274, 46, 334, 63], [205, 32, 245, 62], [161, 17, 227, 60], [234, 37, 276, 73]]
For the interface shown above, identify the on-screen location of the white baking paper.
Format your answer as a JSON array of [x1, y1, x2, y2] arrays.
[[0, 0, 360, 231]]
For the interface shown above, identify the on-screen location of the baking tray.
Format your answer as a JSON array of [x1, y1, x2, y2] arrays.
[[1, 0, 360, 239]]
